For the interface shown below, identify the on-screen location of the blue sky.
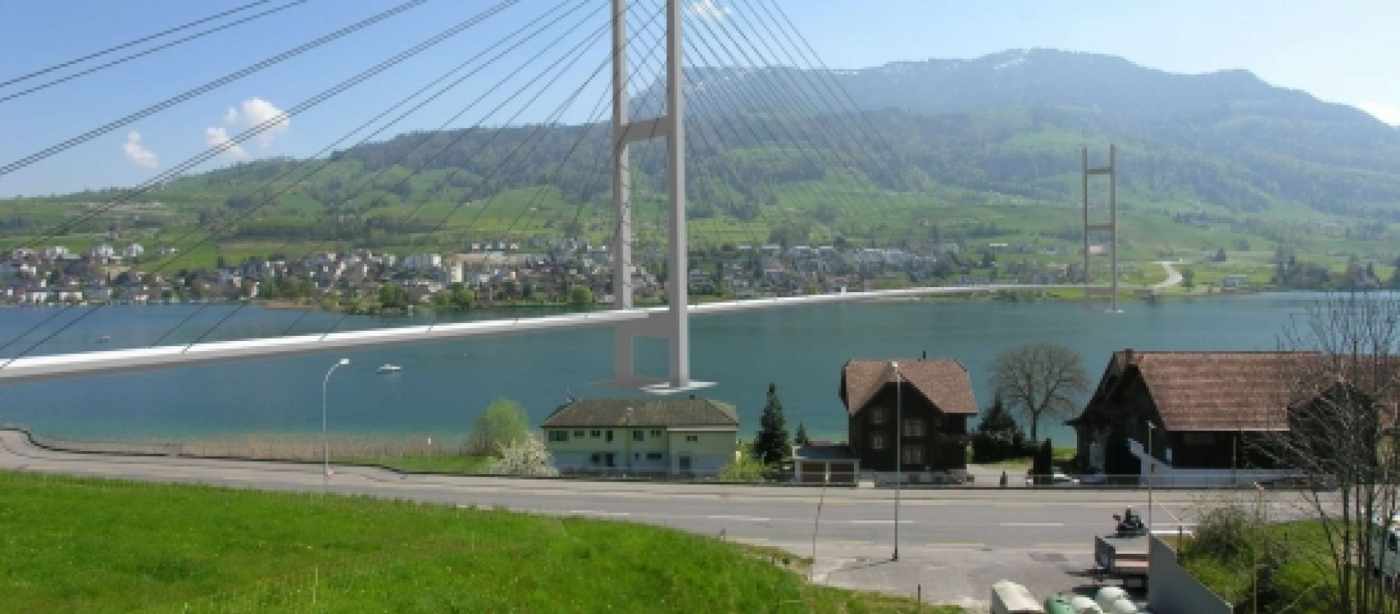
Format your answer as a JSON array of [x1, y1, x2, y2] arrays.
[[1, 0, 1397, 197]]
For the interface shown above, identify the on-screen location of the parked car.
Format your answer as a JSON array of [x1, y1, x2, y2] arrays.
[[1025, 472, 1080, 487]]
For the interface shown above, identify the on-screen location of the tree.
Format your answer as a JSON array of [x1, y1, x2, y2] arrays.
[[1258, 292, 1400, 614], [991, 343, 1089, 443], [752, 383, 790, 465], [489, 434, 558, 477], [568, 285, 593, 308], [467, 398, 530, 456], [794, 422, 810, 447], [1181, 267, 1196, 289], [377, 283, 409, 310], [971, 393, 1029, 462]]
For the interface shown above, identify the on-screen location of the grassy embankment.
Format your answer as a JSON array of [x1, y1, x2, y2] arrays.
[[0, 471, 955, 613], [1179, 519, 1334, 613]]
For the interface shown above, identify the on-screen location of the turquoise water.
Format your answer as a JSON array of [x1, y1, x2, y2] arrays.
[[0, 293, 1322, 446]]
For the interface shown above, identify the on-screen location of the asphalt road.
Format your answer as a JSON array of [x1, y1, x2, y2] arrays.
[[0, 429, 1301, 608]]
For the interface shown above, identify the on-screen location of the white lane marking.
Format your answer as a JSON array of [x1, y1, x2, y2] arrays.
[[706, 514, 771, 522], [846, 519, 915, 525], [999, 522, 1065, 527], [567, 509, 631, 517]]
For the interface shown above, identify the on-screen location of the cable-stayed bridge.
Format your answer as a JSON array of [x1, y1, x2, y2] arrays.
[[0, 1, 1105, 387]]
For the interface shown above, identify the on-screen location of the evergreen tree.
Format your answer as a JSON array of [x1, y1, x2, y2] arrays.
[[752, 382, 790, 465], [794, 422, 810, 447]]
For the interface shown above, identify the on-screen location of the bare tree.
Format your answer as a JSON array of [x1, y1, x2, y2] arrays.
[[1262, 291, 1400, 613], [991, 343, 1089, 443]]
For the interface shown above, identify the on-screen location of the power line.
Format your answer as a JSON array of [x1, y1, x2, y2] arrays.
[[1, 0, 280, 89], [0, 0, 427, 179], [0, 0, 310, 103]]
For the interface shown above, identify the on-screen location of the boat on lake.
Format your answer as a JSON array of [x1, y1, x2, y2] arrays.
[[376, 363, 402, 374]]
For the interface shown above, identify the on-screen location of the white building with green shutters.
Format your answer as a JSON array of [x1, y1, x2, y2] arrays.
[[540, 398, 739, 476]]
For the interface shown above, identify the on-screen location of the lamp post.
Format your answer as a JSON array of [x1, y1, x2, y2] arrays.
[[322, 358, 350, 491], [1146, 421, 1156, 531], [892, 360, 901, 562]]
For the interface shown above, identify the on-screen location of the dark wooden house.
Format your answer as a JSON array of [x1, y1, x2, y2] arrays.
[[1069, 350, 1298, 475], [839, 358, 976, 477]]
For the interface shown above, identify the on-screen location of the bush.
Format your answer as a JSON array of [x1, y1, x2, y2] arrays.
[[489, 435, 559, 477], [718, 447, 767, 482], [971, 395, 1033, 462], [467, 399, 529, 456]]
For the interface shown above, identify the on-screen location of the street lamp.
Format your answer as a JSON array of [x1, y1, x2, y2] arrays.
[[892, 360, 901, 562], [322, 358, 350, 491], [1146, 421, 1156, 532]]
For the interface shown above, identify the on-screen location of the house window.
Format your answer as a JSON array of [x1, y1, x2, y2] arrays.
[[650, 429, 663, 437], [646, 452, 663, 460], [870, 432, 886, 450], [590, 453, 602, 464], [902, 446, 924, 464], [870, 407, 887, 425], [903, 418, 925, 437], [573, 430, 585, 438], [686, 435, 699, 442], [548, 430, 568, 442], [590, 430, 601, 438], [632, 430, 644, 442], [606, 430, 614, 442]]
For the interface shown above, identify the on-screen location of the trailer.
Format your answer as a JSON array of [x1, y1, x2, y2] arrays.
[[1094, 535, 1148, 589]]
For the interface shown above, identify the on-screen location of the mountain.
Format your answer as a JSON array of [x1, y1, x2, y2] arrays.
[[640, 48, 1400, 218], [5, 49, 1399, 265]]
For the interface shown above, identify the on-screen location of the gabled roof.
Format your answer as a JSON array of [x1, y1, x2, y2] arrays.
[[1077, 350, 1300, 432], [840, 358, 978, 416], [541, 398, 738, 429]]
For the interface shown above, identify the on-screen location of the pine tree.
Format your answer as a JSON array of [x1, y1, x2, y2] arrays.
[[794, 422, 810, 447], [752, 382, 790, 465]]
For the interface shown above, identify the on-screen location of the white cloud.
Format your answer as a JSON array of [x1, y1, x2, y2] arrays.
[[688, 0, 728, 21], [122, 130, 159, 169], [205, 97, 290, 161], [205, 126, 249, 161], [1358, 100, 1400, 126]]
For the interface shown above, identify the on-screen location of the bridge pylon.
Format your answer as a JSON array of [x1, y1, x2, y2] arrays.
[[610, 0, 712, 394]]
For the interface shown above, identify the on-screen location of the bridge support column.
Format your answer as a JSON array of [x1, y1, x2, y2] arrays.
[[607, 0, 711, 394]]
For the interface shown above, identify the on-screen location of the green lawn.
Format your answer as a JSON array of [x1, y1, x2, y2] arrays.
[[0, 471, 954, 613]]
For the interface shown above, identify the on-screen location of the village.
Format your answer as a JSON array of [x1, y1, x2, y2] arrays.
[[0, 235, 1079, 308]]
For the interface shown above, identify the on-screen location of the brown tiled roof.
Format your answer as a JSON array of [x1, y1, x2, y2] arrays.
[[840, 359, 978, 416], [1079, 350, 1301, 432], [541, 398, 738, 429]]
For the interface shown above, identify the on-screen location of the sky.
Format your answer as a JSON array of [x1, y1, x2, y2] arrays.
[[0, 0, 1397, 197]]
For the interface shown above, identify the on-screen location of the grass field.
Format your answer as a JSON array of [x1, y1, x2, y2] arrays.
[[0, 471, 955, 613]]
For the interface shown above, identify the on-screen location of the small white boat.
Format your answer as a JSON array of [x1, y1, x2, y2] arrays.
[[376, 363, 402, 374], [96, 335, 112, 344]]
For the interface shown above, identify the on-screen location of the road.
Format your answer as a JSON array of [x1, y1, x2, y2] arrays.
[[1152, 260, 1184, 290], [0, 429, 1299, 608]]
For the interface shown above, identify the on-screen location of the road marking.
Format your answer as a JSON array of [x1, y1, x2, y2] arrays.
[[999, 522, 1065, 527], [846, 519, 915, 525], [706, 514, 771, 523], [568, 510, 631, 517]]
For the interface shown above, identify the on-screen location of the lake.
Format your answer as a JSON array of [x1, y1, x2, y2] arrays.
[[0, 293, 1329, 446]]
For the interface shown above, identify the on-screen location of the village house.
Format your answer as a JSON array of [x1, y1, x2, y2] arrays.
[[797, 358, 976, 484], [540, 398, 738, 476], [1069, 349, 1310, 485]]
